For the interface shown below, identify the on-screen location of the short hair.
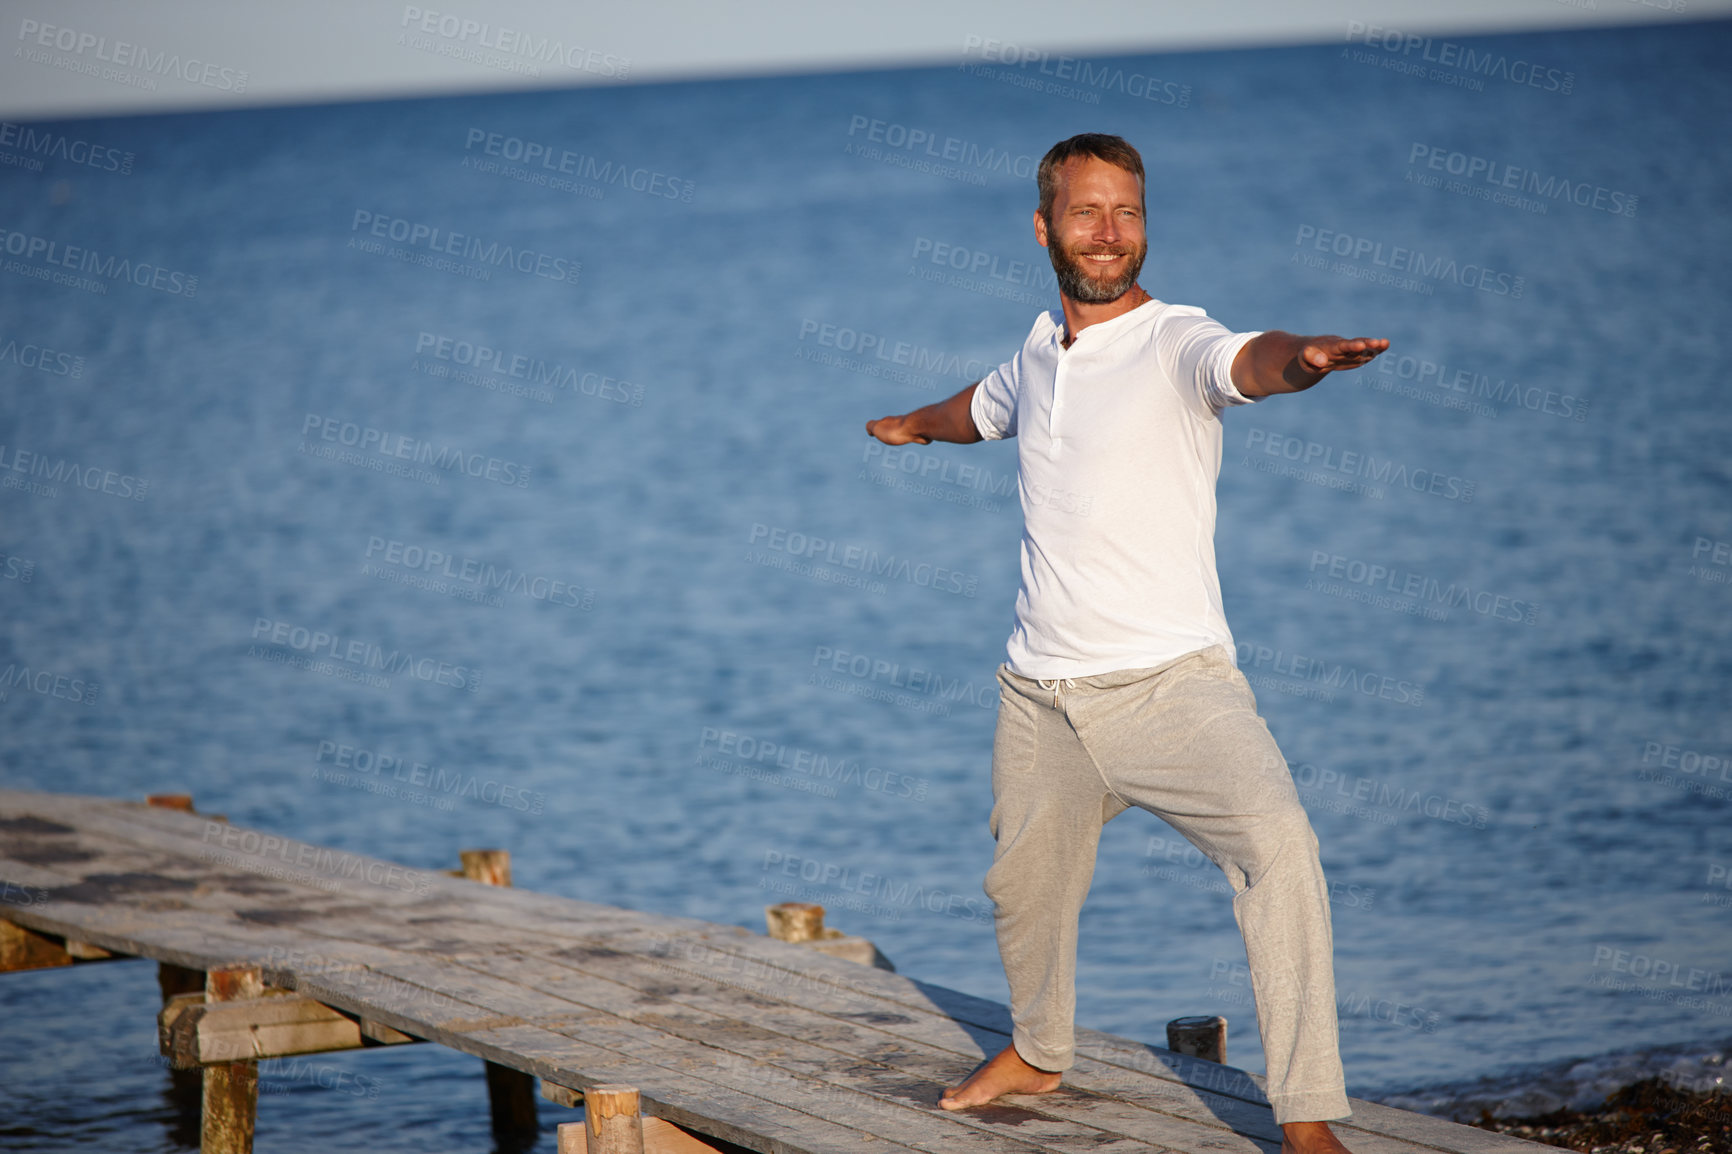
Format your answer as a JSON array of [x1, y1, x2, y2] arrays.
[[1036, 133, 1145, 225]]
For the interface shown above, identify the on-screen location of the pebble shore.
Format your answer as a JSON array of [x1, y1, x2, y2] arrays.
[[1466, 1079, 1731, 1154]]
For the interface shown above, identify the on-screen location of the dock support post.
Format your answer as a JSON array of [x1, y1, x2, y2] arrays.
[[460, 847, 513, 887], [158, 961, 206, 1121], [148, 800, 211, 1123], [764, 902, 825, 943], [150, 792, 210, 1116], [573, 1085, 644, 1154], [461, 848, 538, 1144], [1166, 1015, 1227, 1064], [202, 965, 263, 1154], [159, 961, 205, 999]]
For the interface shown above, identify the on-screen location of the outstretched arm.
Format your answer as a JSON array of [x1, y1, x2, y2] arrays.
[[866, 382, 983, 445], [1231, 331, 1390, 398]]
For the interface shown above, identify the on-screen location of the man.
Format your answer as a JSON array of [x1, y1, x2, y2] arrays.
[[865, 133, 1387, 1154]]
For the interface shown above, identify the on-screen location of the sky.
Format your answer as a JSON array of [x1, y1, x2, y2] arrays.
[[0, 0, 1721, 120]]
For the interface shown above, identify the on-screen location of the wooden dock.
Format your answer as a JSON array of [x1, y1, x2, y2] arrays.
[[0, 788, 1551, 1154]]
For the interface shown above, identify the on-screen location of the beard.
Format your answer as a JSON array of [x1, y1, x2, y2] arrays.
[[1047, 229, 1147, 304]]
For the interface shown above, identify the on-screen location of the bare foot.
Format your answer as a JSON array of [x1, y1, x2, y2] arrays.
[[1281, 1120, 1353, 1154], [940, 1044, 1062, 1110]]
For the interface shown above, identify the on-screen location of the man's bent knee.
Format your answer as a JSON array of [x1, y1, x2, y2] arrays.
[[1228, 804, 1322, 890]]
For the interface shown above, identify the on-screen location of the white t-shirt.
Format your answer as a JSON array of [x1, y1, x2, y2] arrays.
[[969, 297, 1262, 680]]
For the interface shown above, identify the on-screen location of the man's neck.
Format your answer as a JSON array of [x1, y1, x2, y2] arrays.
[[1059, 284, 1152, 348]]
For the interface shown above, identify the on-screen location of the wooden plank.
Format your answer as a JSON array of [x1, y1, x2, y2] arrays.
[[470, 1021, 926, 1154], [0, 789, 675, 925], [2, 833, 694, 981], [461, 943, 1319, 1154], [211, 914, 997, 1143], [0, 917, 72, 972], [635, 928, 1558, 1154], [0, 813, 1027, 1152], [359, 1017, 418, 1044], [0, 791, 1555, 1154], [0, 791, 729, 962], [456, 945, 1212, 1154], [0, 898, 504, 1054], [0, 864, 455, 970], [0, 873, 1461, 1154], [3, 862, 1323, 1150], [304, 947, 1109, 1154], [0, 893, 294, 976], [0, 792, 455, 911], [26, 911, 919, 1154], [263, 951, 925, 1154], [628, 933, 1534, 1154], [561, 929, 1486, 1154], [560, 1115, 731, 1153], [161, 991, 421, 1065], [0, 859, 75, 897], [236, 929, 1127, 1154], [159, 990, 205, 1059]]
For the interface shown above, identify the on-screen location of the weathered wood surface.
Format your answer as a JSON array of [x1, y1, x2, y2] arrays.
[[159, 987, 421, 1066], [562, 1114, 726, 1154], [201, 964, 263, 1154], [0, 789, 1553, 1154]]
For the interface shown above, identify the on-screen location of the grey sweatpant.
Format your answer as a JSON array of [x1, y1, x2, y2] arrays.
[[986, 644, 1350, 1124]]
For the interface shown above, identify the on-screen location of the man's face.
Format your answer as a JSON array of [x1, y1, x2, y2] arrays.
[[1035, 156, 1148, 304]]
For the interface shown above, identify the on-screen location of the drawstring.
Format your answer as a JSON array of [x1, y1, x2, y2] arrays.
[[1037, 677, 1078, 706]]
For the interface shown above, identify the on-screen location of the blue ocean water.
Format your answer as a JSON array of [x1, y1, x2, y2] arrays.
[[1, 17, 1730, 1150]]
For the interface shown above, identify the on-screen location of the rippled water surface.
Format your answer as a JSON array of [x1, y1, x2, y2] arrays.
[[1, 19, 1729, 1151]]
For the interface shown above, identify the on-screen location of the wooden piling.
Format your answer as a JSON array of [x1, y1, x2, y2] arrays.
[[460, 847, 513, 888], [147, 791, 225, 825], [156, 961, 206, 1125], [764, 902, 895, 970], [202, 965, 262, 1154], [1165, 1015, 1227, 1064], [462, 849, 538, 1142], [550, 1090, 726, 1154], [585, 1085, 646, 1154], [764, 901, 825, 943], [485, 1060, 540, 1144], [159, 962, 205, 1000], [149, 789, 209, 1115]]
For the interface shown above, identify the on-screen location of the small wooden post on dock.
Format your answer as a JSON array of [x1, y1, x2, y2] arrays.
[[461, 848, 538, 1143], [556, 1085, 646, 1154], [763, 901, 895, 970], [460, 847, 513, 888], [764, 901, 826, 943], [1166, 1015, 1227, 1064], [202, 965, 263, 1154]]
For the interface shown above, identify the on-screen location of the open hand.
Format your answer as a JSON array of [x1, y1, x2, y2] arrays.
[[865, 415, 931, 445], [1299, 336, 1389, 374]]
